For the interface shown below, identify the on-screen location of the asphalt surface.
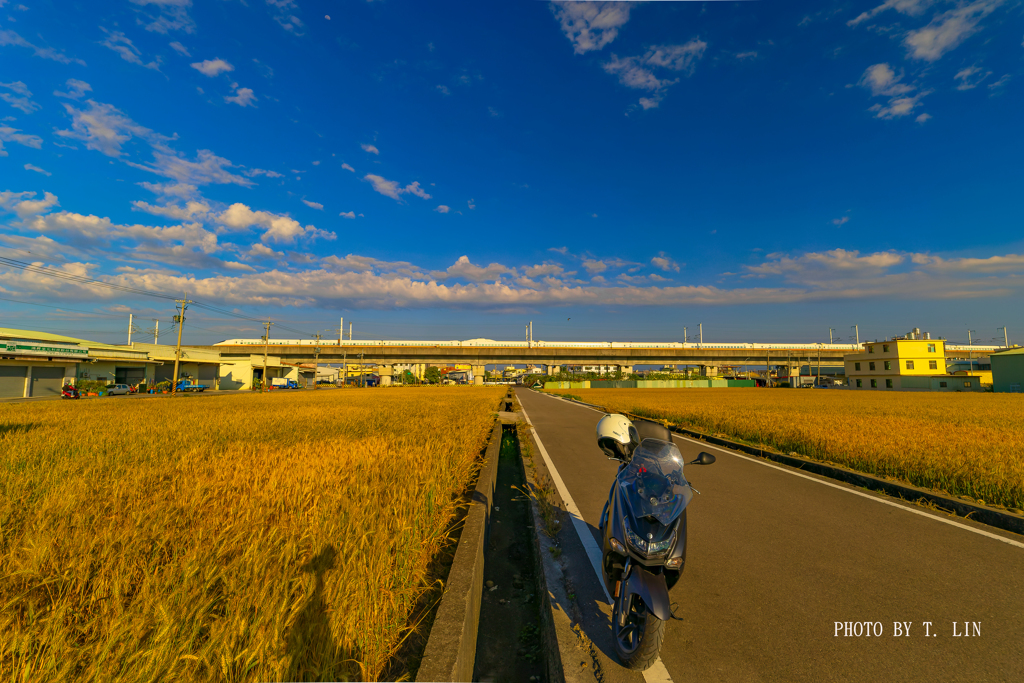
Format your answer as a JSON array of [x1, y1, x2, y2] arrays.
[[516, 388, 1024, 683]]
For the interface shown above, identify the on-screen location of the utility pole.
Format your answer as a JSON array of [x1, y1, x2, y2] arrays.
[[128, 313, 134, 345], [699, 323, 703, 345], [530, 321, 533, 348], [349, 322, 353, 341], [343, 349, 347, 387], [684, 326, 687, 344], [152, 319, 160, 345], [829, 327, 834, 344], [261, 321, 274, 393], [339, 317, 343, 345], [171, 294, 193, 396], [852, 324, 859, 345], [998, 326, 1009, 347], [312, 333, 322, 389], [968, 329, 975, 373]]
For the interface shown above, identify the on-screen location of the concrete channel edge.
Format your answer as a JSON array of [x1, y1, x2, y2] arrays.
[[545, 391, 1024, 538], [416, 420, 502, 683]]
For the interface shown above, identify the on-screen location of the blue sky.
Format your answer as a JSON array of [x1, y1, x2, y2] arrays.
[[0, 0, 1021, 346]]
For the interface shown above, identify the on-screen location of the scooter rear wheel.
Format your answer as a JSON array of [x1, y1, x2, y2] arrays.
[[612, 592, 666, 670]]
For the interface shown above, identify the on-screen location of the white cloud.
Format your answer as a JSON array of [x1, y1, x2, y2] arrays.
[[857, 64, 928, 119], [832, 216, 850, 226], [0, 125, 43, 156], [0, 27, 85, 65], [987, 74, 1011, 90], [603, 40, 707, 108], [435, 205, 450, 213], [364, 174, 432, 201], [130, 199, 210, 220], [339, 211, 356, 219], [361, 143, 379, 155], [244, 168, 284, 178], [915, 113, 932, 123], [651, 255, 680, 272], [247, 243, 283, 259], [23, 163, 50, 176], [857, 63, 914, 97], [431, 255, 516, 282], [56, 99, 168, 157], [582, 259, 608, 274], [131, 149, 254, 187], [133, 0, 195, 35], [100, 28, 161, 70], [216, 202, 334, 244], [550, 1, 632, 54], [0, 190, 59, 217], [735, 51, 758, 60], [169, 41, 190, 56], [954, 65, 991, 90], [0, 81, 39, 114], [54, 78, 92, 100], [525, 263, 564, 277], [224, 83, 256, 107], [436, 85, 450, 95], [138, 181, 198, 199], [848, 0, 935, 27], [190, 58, 234, 76], [904, 0, 1003, 62], [467, 198, 476, 210], [267, 0, 305, 35], [341, 162, 355, 172], [302, 199, 323, 210]]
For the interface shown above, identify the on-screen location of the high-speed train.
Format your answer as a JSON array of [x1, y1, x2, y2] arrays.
[[213, 338, 865, 351]]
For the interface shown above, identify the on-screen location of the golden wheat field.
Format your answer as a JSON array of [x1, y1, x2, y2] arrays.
[[0, 387, 504, 682], [547, 388, 1024, 511]]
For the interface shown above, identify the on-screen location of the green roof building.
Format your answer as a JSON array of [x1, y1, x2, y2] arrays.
[[990, 347, 1024, 393]]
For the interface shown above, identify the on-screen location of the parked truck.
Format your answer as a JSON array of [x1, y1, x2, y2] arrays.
[[175, 379, 207, 392], [271, 378, 300, 389]]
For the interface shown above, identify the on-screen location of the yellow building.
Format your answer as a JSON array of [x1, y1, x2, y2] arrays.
[[845, 337, 948, 390]]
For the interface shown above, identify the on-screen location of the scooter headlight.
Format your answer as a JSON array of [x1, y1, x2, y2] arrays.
[[623, 522, 648, 554], [623, 518, 674, 558], [609, 537, 626, 555]]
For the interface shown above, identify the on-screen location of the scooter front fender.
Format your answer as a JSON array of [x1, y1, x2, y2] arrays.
[[623, 565, 671, 622]]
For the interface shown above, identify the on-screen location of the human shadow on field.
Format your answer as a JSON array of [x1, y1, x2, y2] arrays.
[[285, 544, 360, 681]]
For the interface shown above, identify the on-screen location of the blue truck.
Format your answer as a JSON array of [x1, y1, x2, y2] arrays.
[[175, 380, 208, 392]]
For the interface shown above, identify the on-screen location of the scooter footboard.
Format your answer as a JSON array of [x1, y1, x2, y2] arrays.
[[624, 565, 671, 621]]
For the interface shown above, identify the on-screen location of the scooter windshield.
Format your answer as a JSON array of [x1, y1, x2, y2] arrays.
[[619, 439, 693, 525]]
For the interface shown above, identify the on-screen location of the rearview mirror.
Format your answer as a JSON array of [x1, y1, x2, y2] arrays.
[[690, 452, 716, 465]]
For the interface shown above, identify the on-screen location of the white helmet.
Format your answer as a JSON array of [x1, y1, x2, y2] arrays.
[[596, 413, 640, 460]]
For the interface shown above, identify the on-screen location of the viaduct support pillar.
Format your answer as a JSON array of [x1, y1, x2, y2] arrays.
[[379, 364, 393, 387], [701, 365, 718, 378], [472, 365, 485, 386], [619, 365, 633, 377], [547, 365, 560, 376]]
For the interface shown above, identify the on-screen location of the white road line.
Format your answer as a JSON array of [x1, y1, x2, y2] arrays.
[[532, 390, 1024, 550], [517, 400, 675, 683]]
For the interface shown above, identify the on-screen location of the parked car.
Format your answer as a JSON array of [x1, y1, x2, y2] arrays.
[[105, 384, 131, 396]]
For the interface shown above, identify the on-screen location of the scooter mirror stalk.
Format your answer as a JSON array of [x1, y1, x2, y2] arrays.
[[690, 452, 716, 465]]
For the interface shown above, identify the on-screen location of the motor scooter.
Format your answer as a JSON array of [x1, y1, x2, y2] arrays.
[[598, 418, 716, 669], [61, 384, 80, 399]]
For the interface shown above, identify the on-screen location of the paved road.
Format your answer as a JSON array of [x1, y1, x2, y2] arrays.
[[517, 388, 1024, 683]]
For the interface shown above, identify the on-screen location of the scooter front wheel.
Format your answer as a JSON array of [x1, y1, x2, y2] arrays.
[[612, 591, 666, 670]]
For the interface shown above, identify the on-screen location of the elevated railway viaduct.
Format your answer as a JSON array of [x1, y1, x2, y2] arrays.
[[194, 341, 998, 384]]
